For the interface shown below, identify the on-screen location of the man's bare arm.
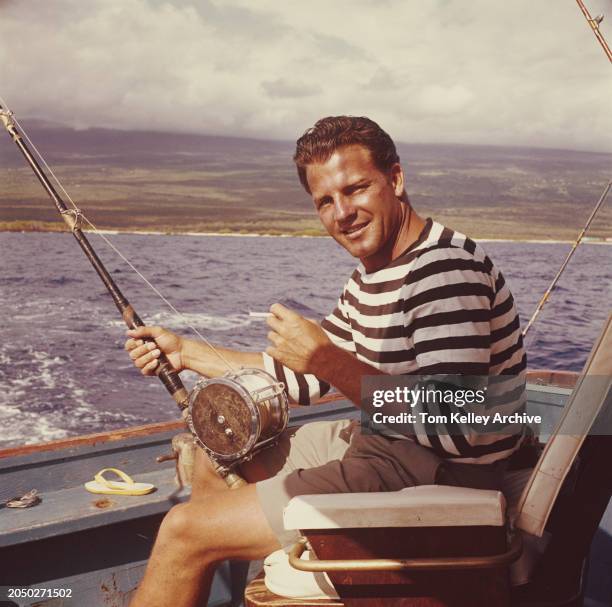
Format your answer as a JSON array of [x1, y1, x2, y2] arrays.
[[182, 338, 263, 376], [125, 326, 264, 378], [312, 342, 386, 407], [125, 305, 386, 410]]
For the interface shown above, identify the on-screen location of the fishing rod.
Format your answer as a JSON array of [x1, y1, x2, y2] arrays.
[[0, 102, 282, 490], [523, 180, 612, 337], [575, 0, 612, 62], [0, 103, 189, 412]]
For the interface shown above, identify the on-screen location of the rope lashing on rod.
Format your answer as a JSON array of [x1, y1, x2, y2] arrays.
[[60, 208, 84, 232]]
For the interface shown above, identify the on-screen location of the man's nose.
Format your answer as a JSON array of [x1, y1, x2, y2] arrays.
[[334, 196, 356, 223]]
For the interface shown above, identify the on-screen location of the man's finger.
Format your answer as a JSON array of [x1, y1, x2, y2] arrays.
[[266, 314, 282, 332], [126, 325, 163, 339], [269, 303, 299, 320], [265, 345, 280, 360], [267, 331, 281, 346], [129, 345, 147, 361], [134, 348, 160, 369], [134, 350, 160, 369], [129, 342, 157, 361], [124, 338, 145, 351], [142, 358, 159, 375]]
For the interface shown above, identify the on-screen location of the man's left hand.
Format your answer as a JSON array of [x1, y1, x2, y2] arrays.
[[265, 303, 334, 376]]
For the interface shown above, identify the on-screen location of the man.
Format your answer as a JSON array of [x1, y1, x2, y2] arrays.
[[125, 116, 525, 607]]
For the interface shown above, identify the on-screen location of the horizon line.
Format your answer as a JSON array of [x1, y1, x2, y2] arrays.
[[19, 117, 612, 158]]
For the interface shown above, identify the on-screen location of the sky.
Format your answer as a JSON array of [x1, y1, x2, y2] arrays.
[[0, 0, 611, 152]]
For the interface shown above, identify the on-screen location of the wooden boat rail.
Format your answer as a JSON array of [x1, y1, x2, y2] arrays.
[[0, 372, 577, 461]]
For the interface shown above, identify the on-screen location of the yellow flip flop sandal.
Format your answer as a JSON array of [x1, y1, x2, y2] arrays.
[[84, 468, 156, 496]]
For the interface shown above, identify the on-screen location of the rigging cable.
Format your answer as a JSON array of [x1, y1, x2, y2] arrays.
[[523, 180, 611, 338], [524, 1, 611, 338]]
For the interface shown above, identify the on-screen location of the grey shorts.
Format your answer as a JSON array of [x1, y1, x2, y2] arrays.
[[251, 419, 505, 548]]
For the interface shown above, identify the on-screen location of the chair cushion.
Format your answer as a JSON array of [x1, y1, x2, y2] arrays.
[[283, 485, 506, 530]]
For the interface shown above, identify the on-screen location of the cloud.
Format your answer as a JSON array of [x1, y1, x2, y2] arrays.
[[416, 84, 474, 116], [0, 0, 610, 151], [262, 78, 322, 99]]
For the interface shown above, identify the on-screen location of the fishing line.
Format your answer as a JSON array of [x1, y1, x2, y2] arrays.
[[0, 95, 236, 373]]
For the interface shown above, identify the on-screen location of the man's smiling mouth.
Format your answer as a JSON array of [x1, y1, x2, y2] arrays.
[[341, 222, 370, 239]]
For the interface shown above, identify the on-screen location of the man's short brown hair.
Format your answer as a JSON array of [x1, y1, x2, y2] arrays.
[[293, 116, 400, 193]]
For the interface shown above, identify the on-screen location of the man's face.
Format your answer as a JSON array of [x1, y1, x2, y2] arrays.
[[306, 145, 405, 270]]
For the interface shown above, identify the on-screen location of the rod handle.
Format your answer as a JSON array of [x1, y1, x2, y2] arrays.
[[123, 305, 189, 410], [154, 355, 189, 410]]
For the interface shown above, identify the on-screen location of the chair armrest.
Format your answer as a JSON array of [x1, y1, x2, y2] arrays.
[[288, 535, 522, 572]]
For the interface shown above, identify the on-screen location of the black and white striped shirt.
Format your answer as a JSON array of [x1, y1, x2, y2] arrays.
[[263, 218, 527, 464]]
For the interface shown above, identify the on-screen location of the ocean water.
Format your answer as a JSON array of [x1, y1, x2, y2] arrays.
[[1, 231, 610, 448]]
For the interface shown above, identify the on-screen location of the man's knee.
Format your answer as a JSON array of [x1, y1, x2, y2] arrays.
[[160, 503, 191, 540], [158, 502, 212, 555], [157, 484, 281, 566]]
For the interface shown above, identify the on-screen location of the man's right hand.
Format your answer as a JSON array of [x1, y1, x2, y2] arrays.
[[125, 326, 184, 375]]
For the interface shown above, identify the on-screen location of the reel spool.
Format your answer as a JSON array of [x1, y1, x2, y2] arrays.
[[187, 368, 288, 464]]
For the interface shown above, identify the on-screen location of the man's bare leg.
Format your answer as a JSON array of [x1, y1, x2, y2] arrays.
[[129, 482, 281, 607], [129, 446, 282, 607]]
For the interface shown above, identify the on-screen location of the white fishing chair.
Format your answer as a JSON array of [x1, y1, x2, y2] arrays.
[[246, 314, 612, 607]]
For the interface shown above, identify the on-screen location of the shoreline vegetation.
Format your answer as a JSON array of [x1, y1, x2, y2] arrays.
[[1, 220, 610, 244], [2, 128, 611, 243]]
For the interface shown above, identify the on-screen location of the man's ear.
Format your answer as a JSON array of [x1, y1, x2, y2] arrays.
[[389, 163, 404, 197]]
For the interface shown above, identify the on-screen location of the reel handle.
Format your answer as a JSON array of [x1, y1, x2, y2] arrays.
[[210, 458, 248, 489], [222, 471, 248, 490]]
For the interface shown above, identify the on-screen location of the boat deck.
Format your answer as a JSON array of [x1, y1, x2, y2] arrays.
[[0, 467, 186, 548], [1, 382, 609, 607]]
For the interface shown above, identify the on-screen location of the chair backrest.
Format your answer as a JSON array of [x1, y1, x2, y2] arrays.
[[515, 314, 612, 537]]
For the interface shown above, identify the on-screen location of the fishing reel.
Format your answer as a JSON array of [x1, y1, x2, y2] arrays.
[[186, 368, 289, 467]]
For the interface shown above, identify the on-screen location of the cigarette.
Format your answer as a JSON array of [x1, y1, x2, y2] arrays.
[[249, 311, 273, 319]]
